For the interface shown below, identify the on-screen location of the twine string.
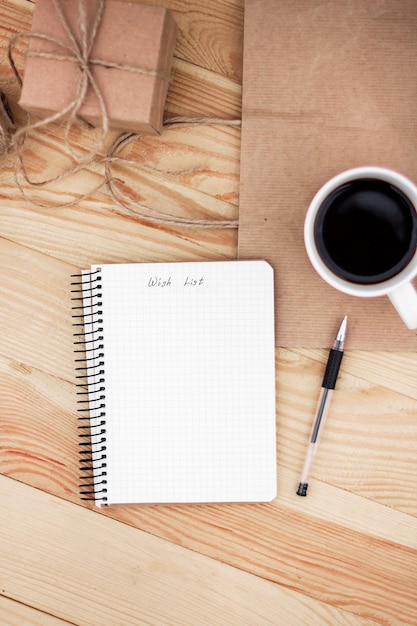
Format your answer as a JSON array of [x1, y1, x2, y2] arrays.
[[6, 0, 169, 167], [53, 0, 108, 161], [105, 118, 240, 228], [9, 0, 108, 164], [4, 0, 241, 228], [0, 91, 15, 155]]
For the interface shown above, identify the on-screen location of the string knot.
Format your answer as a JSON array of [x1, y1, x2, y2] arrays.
[[79, 60, 90, 74], [8, 0, 119, 162]]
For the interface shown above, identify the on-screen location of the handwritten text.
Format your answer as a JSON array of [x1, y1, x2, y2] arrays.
[[184, 276, 204, 287], [148, 276, 172, 288]]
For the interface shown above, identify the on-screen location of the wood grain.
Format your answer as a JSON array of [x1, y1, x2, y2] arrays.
[[1, 341, 417, 623], [0, 474, 380, 626], [0, 595, 70, 626], [0, 0, 416, 625]]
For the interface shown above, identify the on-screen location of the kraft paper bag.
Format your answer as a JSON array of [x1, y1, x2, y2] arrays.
[[238, 0, 417, 349]]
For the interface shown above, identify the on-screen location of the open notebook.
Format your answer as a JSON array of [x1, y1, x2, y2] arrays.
[[73, 260, 276, 506]]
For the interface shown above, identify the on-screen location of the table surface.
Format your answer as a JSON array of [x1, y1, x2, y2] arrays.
[[1, 1, 416, 625]]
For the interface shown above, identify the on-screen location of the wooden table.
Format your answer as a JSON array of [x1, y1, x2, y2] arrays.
[[1, 1, 416, 624]]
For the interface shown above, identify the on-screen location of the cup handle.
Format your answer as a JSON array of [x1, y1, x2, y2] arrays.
[[388, 282, 417, 329]]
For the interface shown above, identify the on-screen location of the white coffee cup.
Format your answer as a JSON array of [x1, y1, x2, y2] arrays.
[[304, 166, 417, 329]]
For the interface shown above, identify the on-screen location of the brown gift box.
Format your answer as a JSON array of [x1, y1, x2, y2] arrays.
[[18, 0, 177, 135]]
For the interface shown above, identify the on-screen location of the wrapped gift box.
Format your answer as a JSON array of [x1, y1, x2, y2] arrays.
[[18, 0, 177, 134]]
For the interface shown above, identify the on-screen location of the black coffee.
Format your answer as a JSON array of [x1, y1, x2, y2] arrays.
[[314, 179, 417, 284]]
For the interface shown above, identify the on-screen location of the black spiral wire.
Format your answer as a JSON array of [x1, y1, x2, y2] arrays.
[[71, 269, 108, 505]]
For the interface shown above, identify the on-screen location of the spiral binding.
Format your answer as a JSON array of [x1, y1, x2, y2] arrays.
[[71, 269, 108, 505]]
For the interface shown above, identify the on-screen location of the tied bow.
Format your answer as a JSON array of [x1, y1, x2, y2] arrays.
[[8, 0, 166, 162]]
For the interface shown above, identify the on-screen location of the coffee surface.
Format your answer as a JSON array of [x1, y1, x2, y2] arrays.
[[314, 179, 417, 284]]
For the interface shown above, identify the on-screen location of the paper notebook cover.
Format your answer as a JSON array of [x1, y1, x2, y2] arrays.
[[77, 260, 276, 506], [238, 0, 417, 350]]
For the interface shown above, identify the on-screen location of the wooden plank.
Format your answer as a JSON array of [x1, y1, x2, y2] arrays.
[[0, 474, 379, 626], [0, 595, 71, 626], [0, 2, 416, 625], [276, 349, 417, 513], [1, 351, 417, 623], [0, 112, 240, 233], [3, 337, 417, 518], [0, 353, 77, 496], [276, 466, 417, 550], [167, 57, 242, 117], [7, 317, 416, 557], [141, 0, 244, 81], [101, 501, 417, 626], [295, 347, 417, 401], [0, 239, 76, 381]]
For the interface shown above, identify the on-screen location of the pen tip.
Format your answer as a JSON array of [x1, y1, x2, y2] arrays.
[[337, 315, 348, 342]]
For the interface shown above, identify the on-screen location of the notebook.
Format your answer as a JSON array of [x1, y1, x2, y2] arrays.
[[73, 260, 276, 506]]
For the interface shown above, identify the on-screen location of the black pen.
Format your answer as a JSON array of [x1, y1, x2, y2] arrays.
[[296, 316, 347, 497]]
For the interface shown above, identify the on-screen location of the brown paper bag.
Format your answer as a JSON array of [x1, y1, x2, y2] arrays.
[[238, 0, 417, 349]]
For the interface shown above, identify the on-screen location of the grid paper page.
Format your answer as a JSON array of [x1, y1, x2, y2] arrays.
[[90, 260, 276, 505]]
